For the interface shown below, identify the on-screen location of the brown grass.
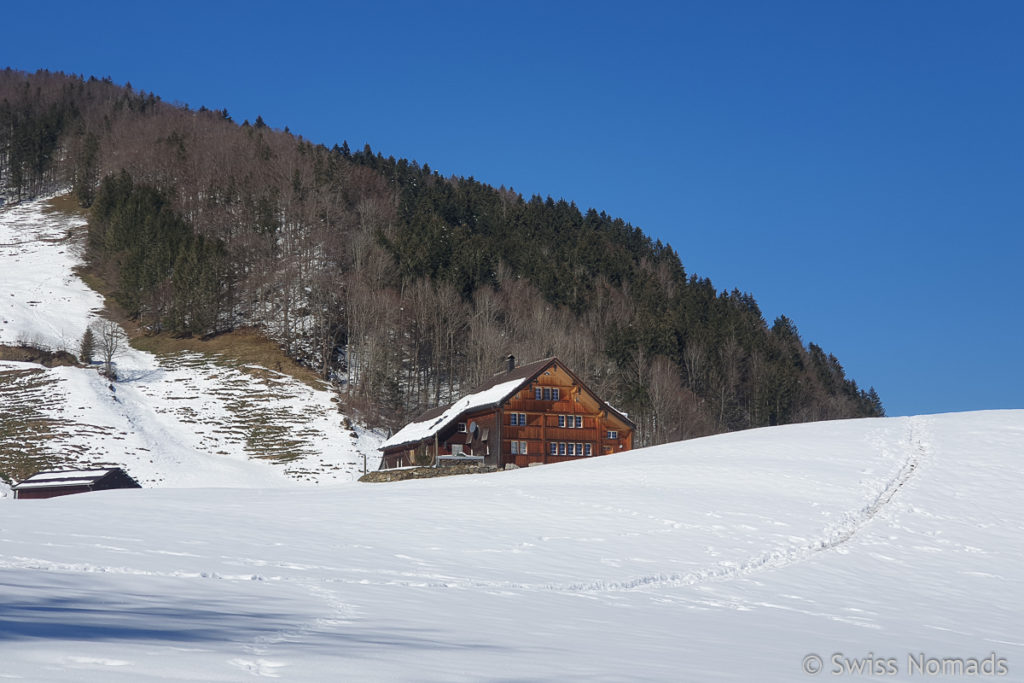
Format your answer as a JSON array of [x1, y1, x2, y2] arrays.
[[43, 193, 88, 218], [71, 265, 113, 298], [131, 328, 325, 389]]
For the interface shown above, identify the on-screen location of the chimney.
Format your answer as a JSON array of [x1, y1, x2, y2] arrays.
[[506, 354, 515, 373]]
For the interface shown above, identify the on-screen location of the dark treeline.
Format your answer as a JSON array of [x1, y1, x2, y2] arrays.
[[0, 68, 883, 444]]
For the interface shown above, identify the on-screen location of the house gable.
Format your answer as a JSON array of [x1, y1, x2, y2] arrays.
[[499, 360, 634, 465]]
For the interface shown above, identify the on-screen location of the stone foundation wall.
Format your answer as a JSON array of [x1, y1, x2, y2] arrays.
[[359, 464, 498, 483]]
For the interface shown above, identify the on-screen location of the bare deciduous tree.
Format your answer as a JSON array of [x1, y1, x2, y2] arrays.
[[92, 319, 127, 379]]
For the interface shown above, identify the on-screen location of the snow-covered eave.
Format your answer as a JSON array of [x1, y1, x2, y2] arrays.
[[381, 377, 526, 451], [14, 479, 98, 489]]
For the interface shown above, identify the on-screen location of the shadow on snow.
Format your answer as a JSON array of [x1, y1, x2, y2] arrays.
[[0, 571, 513, 657]]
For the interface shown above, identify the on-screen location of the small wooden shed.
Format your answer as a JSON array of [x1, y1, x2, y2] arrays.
[[13, 467, 142, 500]]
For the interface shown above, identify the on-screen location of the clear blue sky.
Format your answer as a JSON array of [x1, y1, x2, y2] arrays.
[[5, 1, 1022, 417]]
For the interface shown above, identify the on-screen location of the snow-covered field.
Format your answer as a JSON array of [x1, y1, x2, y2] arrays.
[[1, 410, 1021, 681], [0, 197, 382, 487]]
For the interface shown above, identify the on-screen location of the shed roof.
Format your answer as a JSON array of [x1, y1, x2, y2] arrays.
[[13, 467, 136, 491]]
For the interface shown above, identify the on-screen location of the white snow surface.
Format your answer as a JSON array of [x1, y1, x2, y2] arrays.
[[0, 197, 103, 351], [382, 377, 524, 449], [1, 197, 383, 486], [18, 469, 117, 482], [1, 410, 1022, 681]]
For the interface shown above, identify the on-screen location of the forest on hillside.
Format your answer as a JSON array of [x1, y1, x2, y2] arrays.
[[0, 68, 883, 446]]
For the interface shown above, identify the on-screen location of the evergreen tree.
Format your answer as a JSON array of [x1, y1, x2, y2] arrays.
[[78, 327, 95, 364], [866, 387, 885, 416]]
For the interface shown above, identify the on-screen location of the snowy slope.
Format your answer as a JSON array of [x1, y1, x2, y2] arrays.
[[0, 197, 382, 486], [1, 411, 1021, 681], [0, 198, 103, 351]]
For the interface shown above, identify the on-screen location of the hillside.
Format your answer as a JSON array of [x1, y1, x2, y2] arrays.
[[0, 68, 882, 446], [0, 196, 383, 487], [1, 410, 1020, 680]]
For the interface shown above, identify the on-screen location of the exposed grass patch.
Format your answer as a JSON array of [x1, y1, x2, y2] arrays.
[[72, 265, 113, 299], [146, 352, 340, 468], [42, 193, 88, 218], [131, 328, 324, 389], [0, 366, 87, 482]]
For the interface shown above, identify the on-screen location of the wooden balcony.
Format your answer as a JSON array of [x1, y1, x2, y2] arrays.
[[543, 427, 598, 442], [505, 398, 575, 413], [504, 425, 545, 441], [504, 425, 599, 442]]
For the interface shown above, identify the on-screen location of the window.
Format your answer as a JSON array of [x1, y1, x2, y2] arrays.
[[584, 443, 592, 456], [607, 430, 618, 440], [519, 413, 527, 425], [558, 415, 566, 428], [552, 388, 560, 401], [566, 443, 574, 456], [550, 442, 558, 456], [574, 415, 582, 428], [521, 441, 527, 454], [510, 413, 526, 426], [510, 441, 519, 455], [543, 387, 552, 401], [535, 387, 542, 401], [576, 442, 583, 456], [559, 442, 566, 456], [457, 422, 467, 433]]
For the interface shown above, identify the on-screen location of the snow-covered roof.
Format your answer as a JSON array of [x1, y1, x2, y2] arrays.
[[13, 468, 127, 490], [19, 468, 116, 483], [382, 377, 525, 450]]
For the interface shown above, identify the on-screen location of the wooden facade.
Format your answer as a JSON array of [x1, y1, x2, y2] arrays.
[[380, 357, 634, 470]]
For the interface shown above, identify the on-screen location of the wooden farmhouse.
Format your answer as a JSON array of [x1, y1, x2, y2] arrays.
[[380, 356, 634, 469], [13, 467, 141, 500]]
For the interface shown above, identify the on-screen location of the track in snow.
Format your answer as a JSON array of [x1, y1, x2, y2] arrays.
[[560, 417, 930, 592]]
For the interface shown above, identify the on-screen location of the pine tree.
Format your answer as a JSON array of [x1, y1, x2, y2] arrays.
[[79, 327, 95, 364], [867, 387, 885, 416]]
